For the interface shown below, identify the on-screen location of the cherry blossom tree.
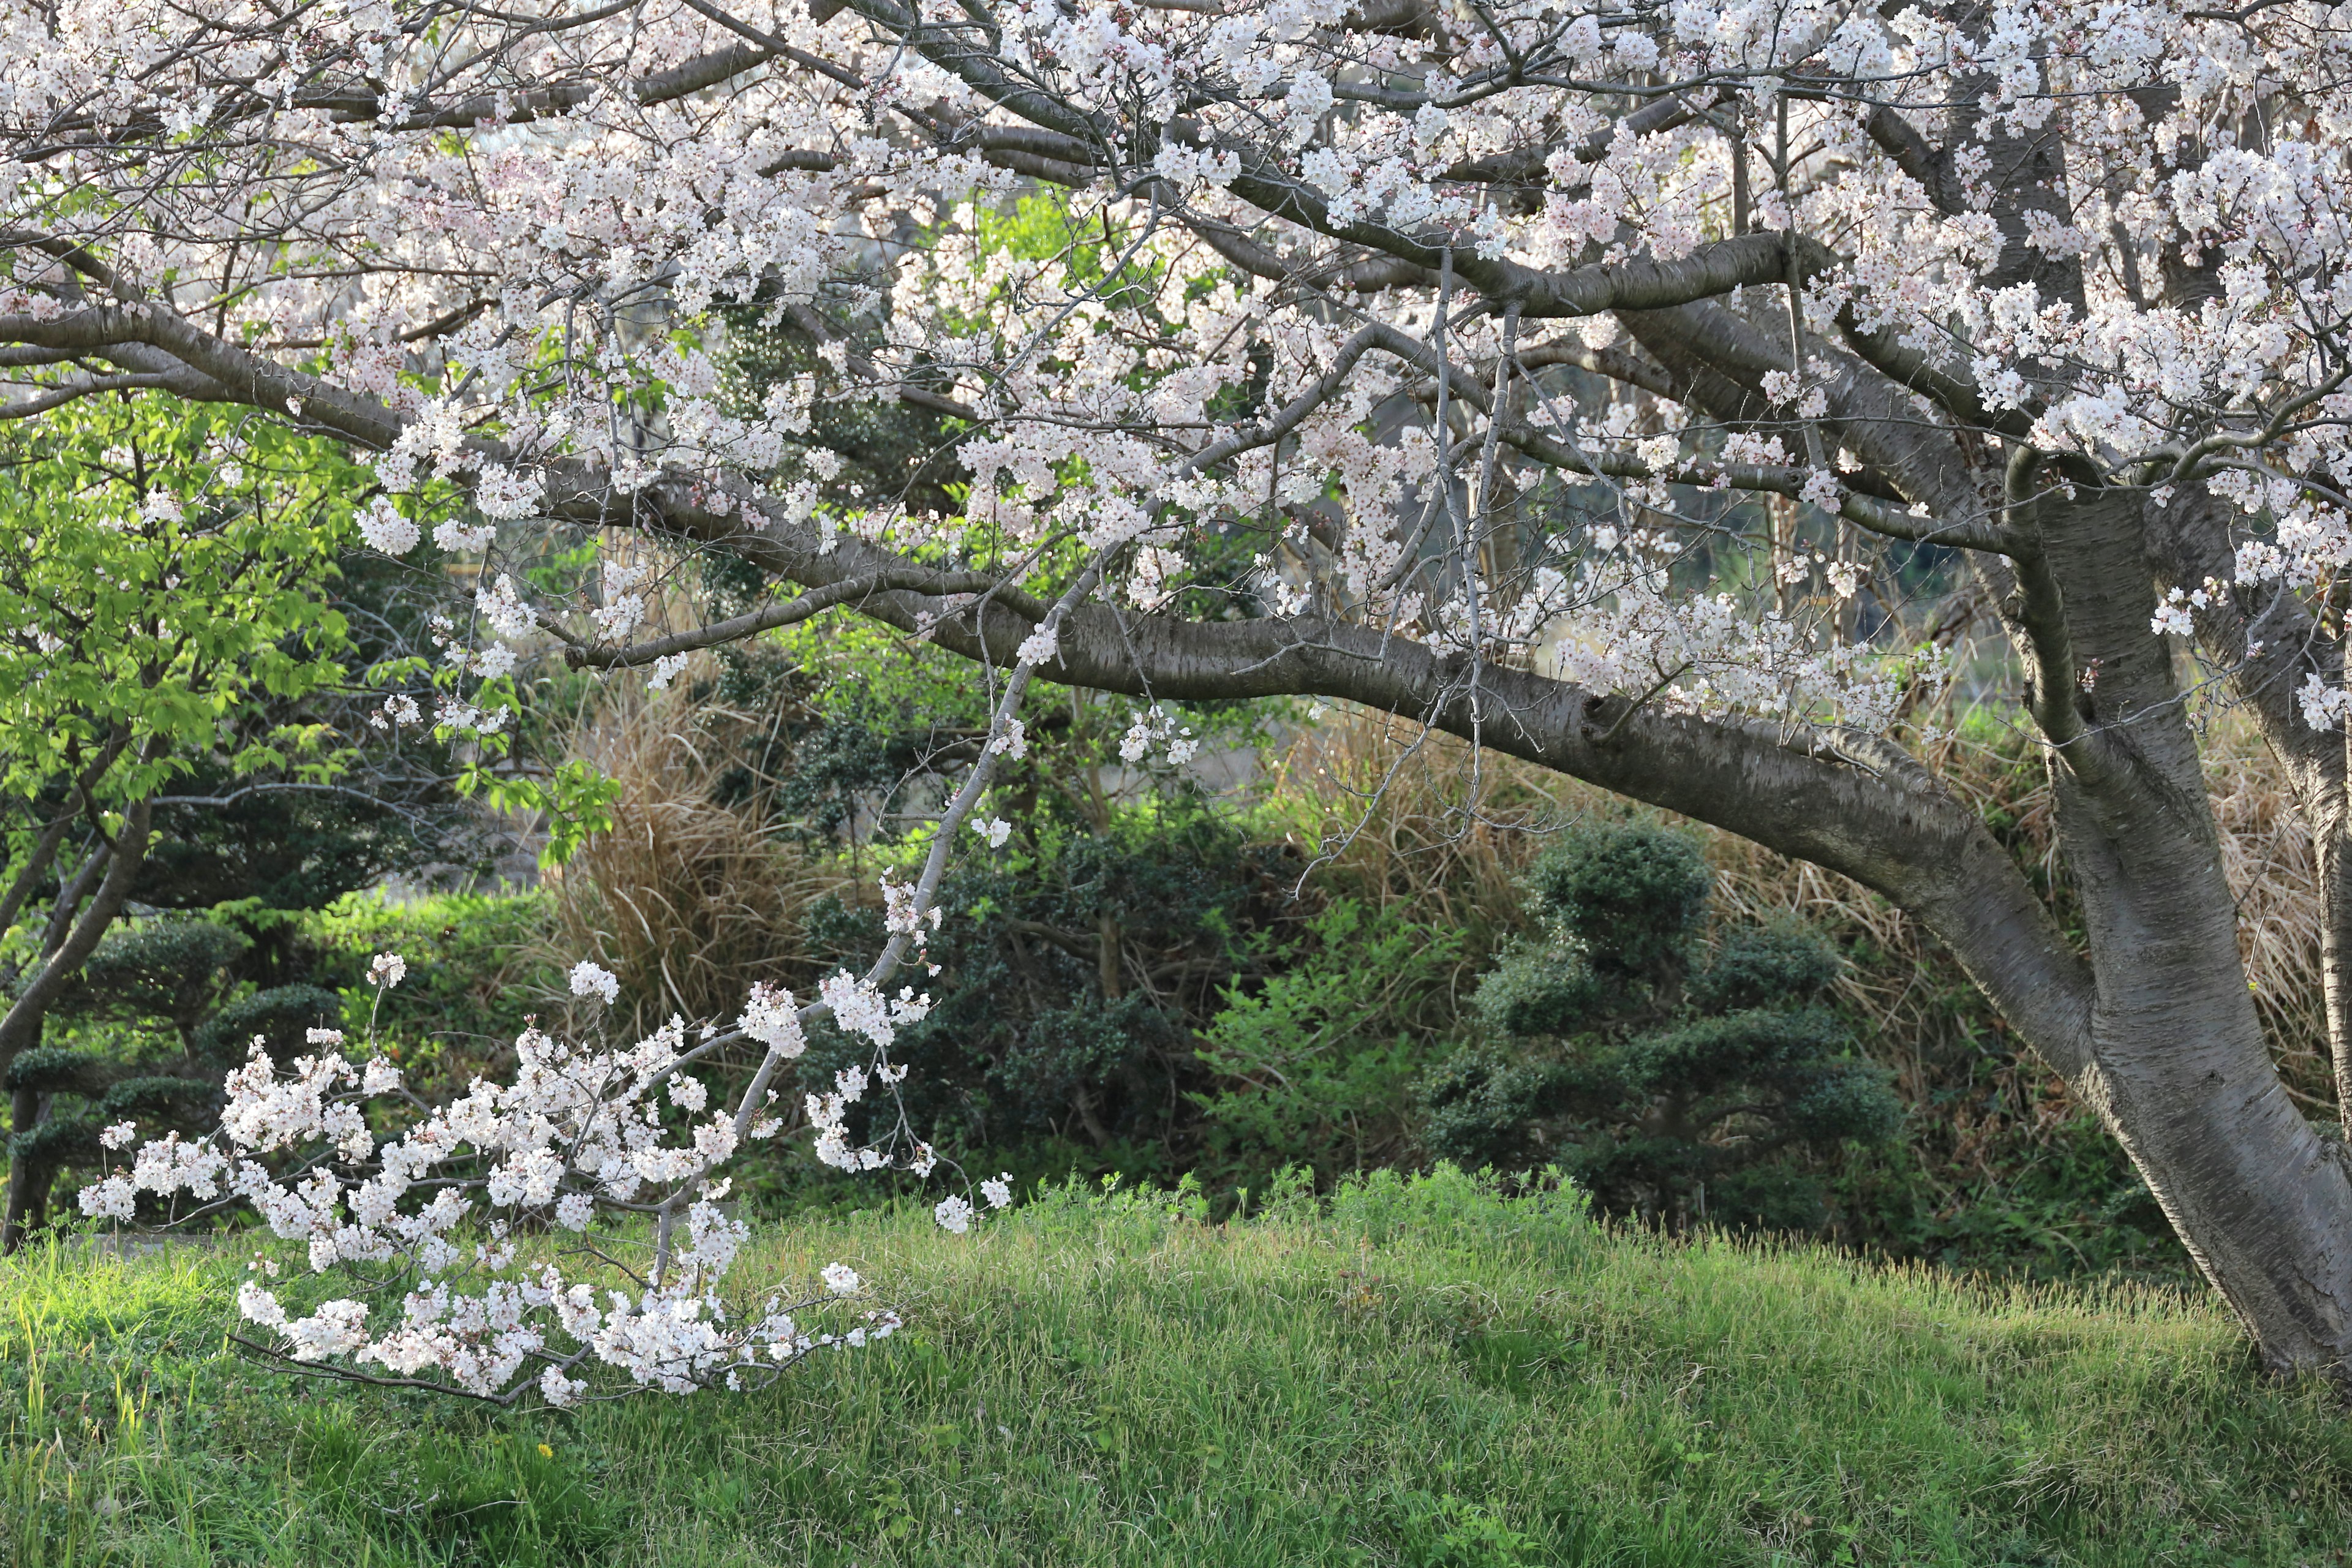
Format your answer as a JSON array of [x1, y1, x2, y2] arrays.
[[10, 0, 2352, 1381]]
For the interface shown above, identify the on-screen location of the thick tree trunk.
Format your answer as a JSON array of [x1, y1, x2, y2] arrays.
[[2018, 488, 2352, 1377], [2143, 488, 2352, 1133], [2061, 812, 2352, 1374]]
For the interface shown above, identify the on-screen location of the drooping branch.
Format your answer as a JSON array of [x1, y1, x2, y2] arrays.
[[594, 482, 2096, 1077]]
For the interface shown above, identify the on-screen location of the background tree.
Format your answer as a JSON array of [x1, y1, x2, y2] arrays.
[[1423, 821, 1899, 1230], [17, 0, 2352, 1379], [0, 399, 484, 1243]]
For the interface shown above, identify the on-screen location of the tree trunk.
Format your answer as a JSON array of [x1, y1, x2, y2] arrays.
[[2059, 800, 2352, 1374], [4, 1174, 52, 1242], [1, 796, 155, 1251], [1, 1084, 43, 1245], [2013, 487, 2352, 1377]]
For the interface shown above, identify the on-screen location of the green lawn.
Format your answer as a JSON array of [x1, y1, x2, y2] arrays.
[[4, 1169, 2349, 1566]]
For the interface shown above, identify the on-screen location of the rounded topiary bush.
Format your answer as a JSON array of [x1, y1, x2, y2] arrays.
[[1422, 821, 1898, 1231]]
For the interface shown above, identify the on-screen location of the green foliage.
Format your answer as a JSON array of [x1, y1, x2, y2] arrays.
[[0, 398, 362, 815], [1192, 899, 1464, 1182], [1520, 820, 1709, 984], [5, 1174, 2350, 1565], [1427, 822, 1899, 1231], [49, 917, 251, 1041], [2, 1046, 116, 1099], [799, 799, 1298, 1172], [1469, 940, 1605, 1038], [189, 984, 345, 1061], [0, 395, 494, 1237], [461, 756, 623, 868], [1686, 916, 1844, 1013], [298, 890, 560, 1084], [1835, 1103, 2186, 1280], [640, 618, 1308, 1189], [137, 776, 432, 913]]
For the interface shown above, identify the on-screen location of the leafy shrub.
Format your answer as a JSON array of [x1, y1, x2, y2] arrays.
[[1192, 899, 1463, 1183], [300, 889, 559, 1081], [189, 984, 345, 1060], [797, 799, 1303, 1173], [49, 918, 251, 1046], [1423, 821, 1899, 1231], [1518, 821, 1709, 984]]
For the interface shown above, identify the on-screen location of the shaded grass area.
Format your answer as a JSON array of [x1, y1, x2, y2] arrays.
[[4, 1170, 2350, 1566]]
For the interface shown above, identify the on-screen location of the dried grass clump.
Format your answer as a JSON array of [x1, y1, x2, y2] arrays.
[[2205, 720, 2329, 1101], [1265, 711, 1564, 1030], [1270, 709, 1559, 927], [543, 667, 843, 1036]]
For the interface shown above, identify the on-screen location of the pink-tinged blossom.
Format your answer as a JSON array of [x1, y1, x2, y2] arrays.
[[80, 1176, 137, 1222]]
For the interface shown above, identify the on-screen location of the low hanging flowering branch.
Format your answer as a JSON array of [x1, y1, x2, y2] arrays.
[[73, 573, 1102, 1405]]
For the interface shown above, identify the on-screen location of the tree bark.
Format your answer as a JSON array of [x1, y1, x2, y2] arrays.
[[2, 796, 154, 1250], [2019, 488, 2352, 1375]]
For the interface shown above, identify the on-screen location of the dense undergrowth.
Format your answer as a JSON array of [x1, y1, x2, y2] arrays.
[[3, 1170, 2345, 1567], [23, 661, 2323, 1282], [285, 695, 2209, 1281]]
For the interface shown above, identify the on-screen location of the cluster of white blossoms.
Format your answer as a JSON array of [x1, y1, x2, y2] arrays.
[[77, 968, 951, 1402], [1117, 705, 1200, 768], [1548, 532, 1945, 734], [79, 854, 1033, 1405], [69, 541, 1090, 1408], [22, 0, 2352, 1079], [0, 0, 2155, 741]]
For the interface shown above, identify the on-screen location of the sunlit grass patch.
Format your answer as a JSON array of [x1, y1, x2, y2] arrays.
[[4, 1169, 2346, 1566]]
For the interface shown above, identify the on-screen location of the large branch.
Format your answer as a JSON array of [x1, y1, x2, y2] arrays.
[[26, 42, 790, 159], [616, 485, 2096, 1076], [826, 0, 1820, 317], [1616, 299, 2003, 533]]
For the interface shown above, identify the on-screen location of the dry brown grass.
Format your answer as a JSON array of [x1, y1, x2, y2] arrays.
[[1269, 709, 1560, 924], [1265, 710, 1568, 1030], [2206, 721, 2330, 1099], [542, 665, 845, 1036]]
